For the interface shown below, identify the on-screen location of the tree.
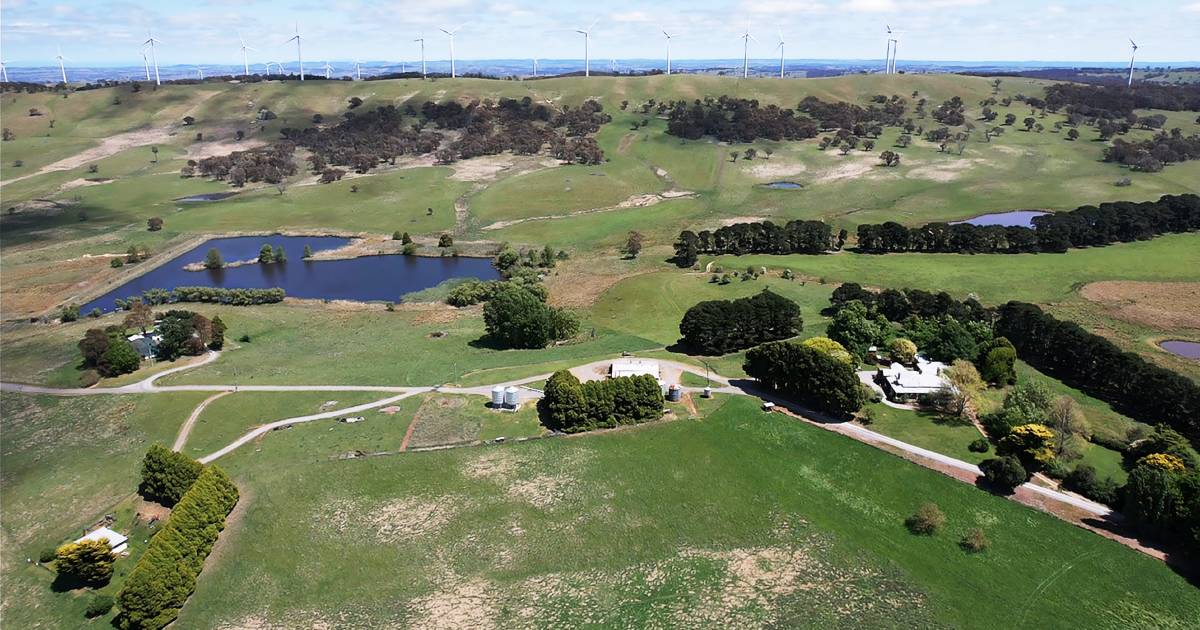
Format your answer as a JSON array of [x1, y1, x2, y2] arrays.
[[209, 316, 226, 350], [401, 232, 413, 244], [729, 151, 739, 162], [79, 329, 111, 367], [55, 540, 115, 586], [998, 424, 1056, 472], [960, 528, 990, 553], [938, 360, 983, 420], [273, 245, 286, 263], [827, 300, 886, 360], [879, 150, 901, 167], [800, 336, 853, 365], [483, 285, 571, 349], [977, 337, 1017, 385], [980, 456, 1027, 493], [1023, 117, 1036, 131], [680, 290, 802, 355], [539, 370, 588, 431], [150, 145, 159, 162], [123, 300, 153, 333], [622, 231, 643, 259], [302, 244, 313, 259], [744, 341, 866, 417], [904, 502, 945, 535], [140, 444, 204, 506], [182, 116, 195, 126], [85, 595, 116, 618], [889, 338, 917, 364], [438, 234, 454, 248], [147, 217, 163, 231], [101, 338, 141, 376], [258, 244, 275, 264], [743, 148, 757, 160], [1047, 396, 1089, 458], [204, 248, 224, 269]]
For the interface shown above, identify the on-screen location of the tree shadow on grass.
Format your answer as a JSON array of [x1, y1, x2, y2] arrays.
[[50, 571, 108, 593]]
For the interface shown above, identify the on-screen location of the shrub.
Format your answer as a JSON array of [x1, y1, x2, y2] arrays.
[[38, 547, 57, 563], [959, 528, 990, 553], [238, 334, 251, 343], [980, 456, 1028, 493], [111, 258, 125, 268], [139, 444, 203, 507], [905, 502, 945, 535], [1137, 452, 1187, 474], [1063, 465, 1121, 506], [60, 304, 80, 322], [438, 233, 454, 248], [86, 595, 116, 618], [968, 438, 990, 453], [55, 539, 115, 586]]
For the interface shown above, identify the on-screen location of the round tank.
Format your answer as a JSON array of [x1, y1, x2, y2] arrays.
[[503, 386, 520, 408], [667, 384, 682, 402], [491, 385, 505, 407]]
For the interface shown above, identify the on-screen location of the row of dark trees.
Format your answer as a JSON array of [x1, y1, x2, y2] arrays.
[[1042, 82, 1200, 120], [855, 194, 1200, 254], [996, 302, 1200, 446], [743, 341, 867, 417], [1102, 131, 1200, 172], [679, 290, 803, 355], [117, 464, 238, 630], [665, 97, 821, 142], [830, 283, 991, 325], [800, 94, 908, 130], [539, 370, 663, 433], [673, 220, 844, 266], [139, 444, 203, 507], [115, 287, 285, 310], [189, 143, 298, 186]]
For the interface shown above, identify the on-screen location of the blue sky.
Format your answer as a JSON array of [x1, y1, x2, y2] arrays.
[[1, 0, 1198, 66]]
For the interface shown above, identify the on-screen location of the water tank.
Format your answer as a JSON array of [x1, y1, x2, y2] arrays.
[[503, 386, 520, 408], [491, 386, 505, 407], [667, 384, 682, 402], [702, 386, 712, 399]]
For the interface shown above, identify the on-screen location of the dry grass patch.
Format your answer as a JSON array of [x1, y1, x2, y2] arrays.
[[323, 495, 464, 543], [1079, 281, 1200, 330]]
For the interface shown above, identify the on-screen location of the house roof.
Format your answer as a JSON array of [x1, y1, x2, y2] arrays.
[[881, 357, 949, 394], [75, 527, 128, 552], [610, 358, 660, 379]]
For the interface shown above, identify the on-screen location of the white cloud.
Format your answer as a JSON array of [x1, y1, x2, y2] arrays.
[[845, 0, 897, 11], [1182, 1, 1200, 12], [743, 0, 828, 13], [611, 10, 652, 23]]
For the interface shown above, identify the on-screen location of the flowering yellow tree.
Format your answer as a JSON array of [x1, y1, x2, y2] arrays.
[[998, 423, 1056, 470], [1136, 452, 1187, 474]]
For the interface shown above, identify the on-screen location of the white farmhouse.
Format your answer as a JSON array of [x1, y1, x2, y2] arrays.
[[875, 357, 950, 403], [74, 526, 129, 554]]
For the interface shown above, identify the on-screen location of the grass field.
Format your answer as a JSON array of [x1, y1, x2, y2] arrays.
[[163, 395, 1200, 628]]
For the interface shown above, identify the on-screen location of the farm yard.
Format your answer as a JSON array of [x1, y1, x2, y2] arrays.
[[2, 69, 1199, 628]]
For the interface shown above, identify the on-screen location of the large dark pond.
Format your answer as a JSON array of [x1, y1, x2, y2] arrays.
[[953, 210, 1048, 228], [1160, 340, 1200, 361], [80, 235, 501, 313]]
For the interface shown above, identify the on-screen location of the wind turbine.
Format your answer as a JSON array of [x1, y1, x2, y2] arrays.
[[55, 46, 67, 84], [286, 23, 304, 80], [576, 20, 597, 77], [885, 25, 902, 74], [143, 31, 162, 86], [322, 61, 333, 79], [661, 27, 672, 76], [353, 59, 363, 80], [440, 25, 463, 78], [776, 30, 785, 78], [0, 60, 8, 83], [238, 34, 256, 77], [740, 23, 754, 79], [141, 50, 151, 80], [197, 68, 204, 80], [1127, 39, 1138, 87], [414, 36, 426, 78], [532, 57, 539, 78]]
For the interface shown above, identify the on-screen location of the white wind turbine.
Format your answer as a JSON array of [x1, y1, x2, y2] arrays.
[[740, 23, 754, 79], [286, 23, 304, 80], [1127, 39, 1138, 87], [143, 31, 162, 86], [886, 25, 903, 74], [197, 67, 204, 80], [55, 46, 68, 84], [440, 25, 463, 78], [532, 56, 539, 77], [414, 36, 426, 78], [322, 61, 333, 79], [141, 50, 151, 80], [884, 25, 894, 74], [576, 20, 597, 77], [354, 59, 363, 80], [238, 34, 256, 77], [0, 60, 8, 83], [776, 30, 785, 78], [661, 27, 672, 76]]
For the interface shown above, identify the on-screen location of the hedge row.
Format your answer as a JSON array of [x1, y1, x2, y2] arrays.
[[856, 194, 1199, 254], [673, 220, 842, 266], [996, 301, 1200, 446], [539, 370, 663, 433], [139, 444, 203, 507], [744, 341, 867, 417], [115, 286, 285, 310], [679, 290, 803, 355], [116, 466, 239, 630]]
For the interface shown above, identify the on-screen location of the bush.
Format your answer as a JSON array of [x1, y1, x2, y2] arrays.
[[86, 595, 116, 618], [55, 539, 115, 586], [980, 456, 1028, 493], [905, 502, 945, 535], [1063, 465, 1122, 506], [968, 438, 990, 453], [482, 285, 576, 349], [117, 466, 239, 630], [111, 258, 125, 268], [38, 547, 57, 563], [139, 444, 203, 507], [959, 528, 990, 553]]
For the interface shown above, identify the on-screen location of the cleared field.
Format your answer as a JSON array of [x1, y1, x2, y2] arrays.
[[860, 404, 988, 465], [168, 395, 1200, 628]]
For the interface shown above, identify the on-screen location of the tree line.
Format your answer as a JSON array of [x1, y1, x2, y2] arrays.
[[664, 96, 820, 142], [996, 302, 1200, 447], [855, 194, 1200, 254], [1103, 131, 1200, 173], [744, 341, 867, 417], [539, 370, 663, 433], [679, 290, 802, 355], [116, 464, 239, 629], [1042, 82, 1200, 120], [673, 220, 844, 267], [187, 142, 298, 186], [115, 286, 285, 310]]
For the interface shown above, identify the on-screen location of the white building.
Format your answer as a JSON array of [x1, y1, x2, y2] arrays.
[[875, 356, 949, 403], [609, 358, 661, 380], [74, 527, 129, 554]]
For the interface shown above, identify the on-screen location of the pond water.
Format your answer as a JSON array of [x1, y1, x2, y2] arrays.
[[763, 181, 803, 189], [1160, 340, 1200, 361], [80, 235, 501, 313], [953, 210, 1048, 228], [176, 192, 240, 202]]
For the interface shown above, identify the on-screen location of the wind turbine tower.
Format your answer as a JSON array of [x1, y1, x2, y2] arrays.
[[533, 57, 539, 77], [238, 34, 256, 77], [662, 28, 672, 75], [55, 46, 67, 84], [0, 60, 8, 83], [143, 32, 162, 85], [414, 36, 426, 78], [141, 51, 151, 80], [440, 25, 463, 78], [777, 30, 785, 78], [323, 61, 333, 79], [354, 60, 363, 80], [286, 24, 305, 80], [1127, 39, 1138, 87], [740, 24, 754, 79], [576, 20, 597, 77]]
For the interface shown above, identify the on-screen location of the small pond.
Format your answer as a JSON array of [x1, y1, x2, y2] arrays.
[[763, 181, 803, 190], [176, 192, 240, 203], [1160, 340, 1200, 361], [952, 210, 1048, 228], [80, 235, 501, 313]]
